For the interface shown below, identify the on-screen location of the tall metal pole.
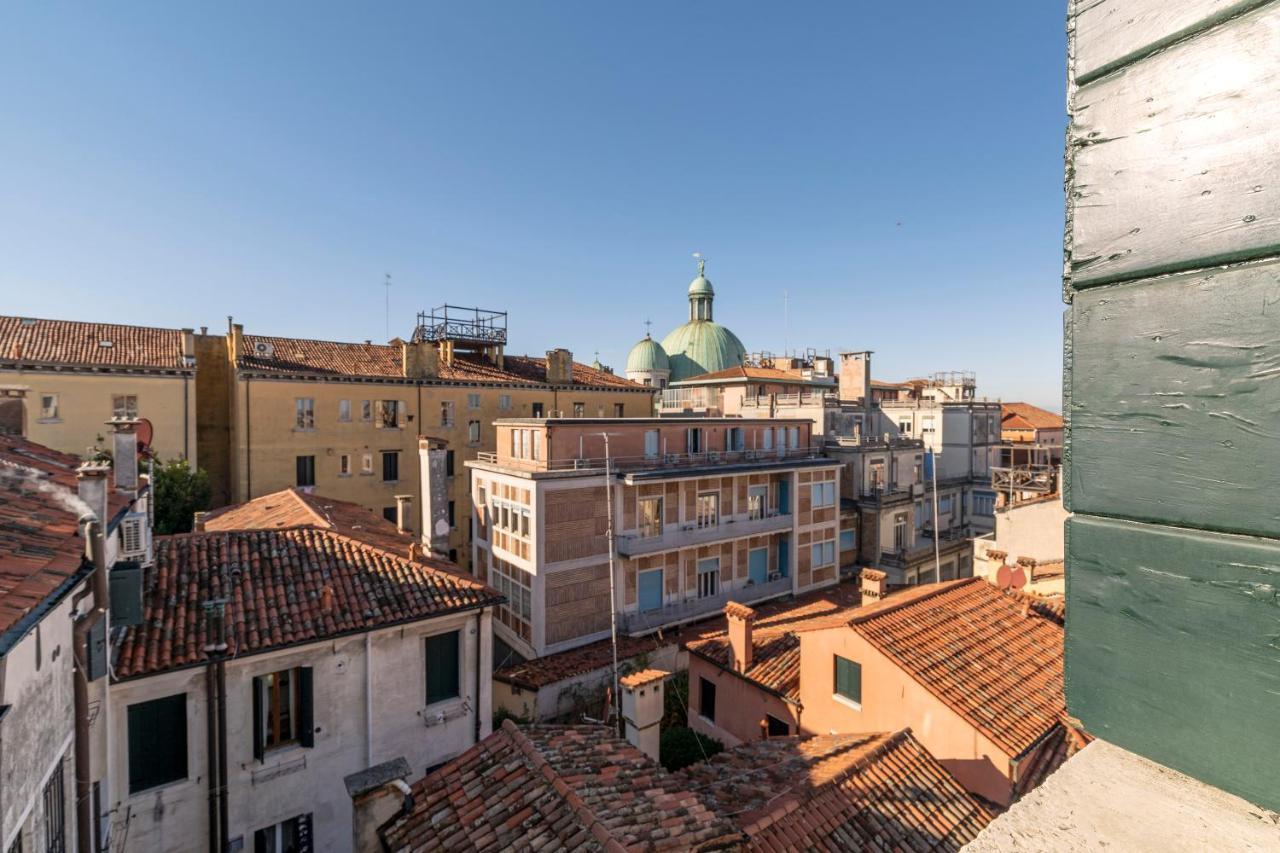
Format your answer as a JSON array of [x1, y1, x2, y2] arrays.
[[931, 448, 942, 580], [602, 433, 621, 732]]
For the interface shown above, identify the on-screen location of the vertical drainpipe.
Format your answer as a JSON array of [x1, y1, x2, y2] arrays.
[[474, 608, 484, 744], [73, 519, 107, 853], [245, 377, 252, 499], [205, 664, 221, 853]]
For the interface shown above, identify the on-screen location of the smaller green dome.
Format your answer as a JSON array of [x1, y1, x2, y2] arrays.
[[626, 334, 670, 373], [688, 274, 714, 297]]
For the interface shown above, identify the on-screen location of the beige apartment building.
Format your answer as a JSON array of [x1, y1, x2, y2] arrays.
[[465, 417, 843, 663], [196, 308, 652, 568], [0, 316, 199, 462]]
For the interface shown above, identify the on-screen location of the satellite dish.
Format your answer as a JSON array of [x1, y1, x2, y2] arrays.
[[996, 564, 1012, 589], [136, 418, 155, 458]]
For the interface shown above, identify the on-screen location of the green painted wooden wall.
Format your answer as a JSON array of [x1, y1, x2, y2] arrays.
[[1065, 0, 1280, 811]]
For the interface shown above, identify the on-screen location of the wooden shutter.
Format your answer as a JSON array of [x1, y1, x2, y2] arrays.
[[298, 667, 315, 748], [252, 676, 265, 762]]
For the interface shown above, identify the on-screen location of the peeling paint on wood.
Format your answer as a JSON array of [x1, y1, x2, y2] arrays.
[[1069, 2, 1280, 288], [1070, 259, 1280, 537], [1071, 0, 1275, 84], [1066, 515, 1280, 812]]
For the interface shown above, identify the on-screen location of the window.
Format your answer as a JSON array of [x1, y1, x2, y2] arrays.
[[572, 402, 585, 418], [467, 393, 481, 409], [446, 450, 455, 477], [898, 419, 912, 433], [492, 498, 531, 540], [840, 529, 856, 552], [295, 456, 315, 488], [127, 693, 187, 793], [361, 400, 372, 422], [294, 398, 314, 430], [921, 416, 936, 434], [531, 430, 541, 460], [868, 462, 885, 494], [762, 429, 773, 451], [639, 497, 662, 538], [644, 429, 660, 459], [112, 394, 139, 420], [834, 656, 862, 705], [39, 394, 58, 420], [810, 539, 835, 568], [614, 403, 625, 417], [467, 420, 481, 444], [893, 513, 908, 552], [811, 481, 836, 508], [253, 667, 313, 757], [974, 492, 996, 516], [499, 394, 512, 410], [698, 677, 716, 721], [383, 507, 396, 523], [440, 401, 454, 427], [42, 762, 65, 853], [788, 426, 799, 449], [695, 492, 719, 529], [939, 495, 953, 514], [338, 454, 351, 476], [338, 399, 351, 422], [361, 453, 373, 475], [727, 427, 745, 452], [766, 715, 789, 737], [382, 451, 399, 483], [491, 557, 533, 641], [426, 631, 461, 705], [447, 500, 456, 528], [253, 814, 311, 853], [687, 427, 704, 454], [747, 485, 767, 520], [531, 402, 544, 418], [377, 400, 400, 429], [697, 557, 720, 598]]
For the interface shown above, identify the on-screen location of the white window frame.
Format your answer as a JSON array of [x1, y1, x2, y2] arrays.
[[112, 394, 139, 420], [811, 481, 835, 508], [695, 492, 719, 529], [338, 399, 351, 422], [696, 557, 720, 599], [294, 398, 315, 430], [40, 393, 59, 420]]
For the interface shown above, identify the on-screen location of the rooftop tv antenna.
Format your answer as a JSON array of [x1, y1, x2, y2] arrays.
[[384, 273, 392, 342]]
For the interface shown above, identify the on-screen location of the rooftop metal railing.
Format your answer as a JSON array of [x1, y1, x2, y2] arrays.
[[474, 445, 827, 473]]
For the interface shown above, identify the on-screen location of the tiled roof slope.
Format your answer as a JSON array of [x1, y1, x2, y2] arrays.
[[1002, 402, 1064, 431], [238, 334, 642, 389], [679, 731, 995, 851], [113, 526, 502, 678], [1013, 721, 1094, 798], [848, 577, 1065, 758], [380, 721, 740, 852], [0, 316, 188, 369], [200, 488, 433, 563], [684, 586, 863, 702], [0, 436, 128, 637], [678, 364, 835, 386]]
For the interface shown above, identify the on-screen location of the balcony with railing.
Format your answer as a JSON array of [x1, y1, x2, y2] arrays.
[[657, 387, 723, 414], [620, 574, 793, 634], [741, 391, 838, 410], [616, 511, 792, 557], [878, 528, 970, 569], [473, 445, 826, 474]]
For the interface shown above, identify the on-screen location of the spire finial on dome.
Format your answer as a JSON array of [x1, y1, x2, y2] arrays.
[[643, 317, 653, 338], [693, 251, 706, 276]]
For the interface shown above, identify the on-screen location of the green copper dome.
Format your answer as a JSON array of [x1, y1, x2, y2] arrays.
[[660, 321, 746, 381], [626, 334, 670, 372], [688, 274, 714, 297]]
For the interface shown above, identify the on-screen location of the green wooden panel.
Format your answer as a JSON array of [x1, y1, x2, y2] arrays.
[[1066, 515, 1280, 811], [1069, 259, 1280, 539]]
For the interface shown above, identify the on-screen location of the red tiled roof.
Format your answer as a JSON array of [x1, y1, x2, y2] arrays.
[[1002, 402, 1064, 431], [0, 316, 189, 370], [679, 730, 995, 851], [1013, 721, 1095, 798], [0, 436, 128, 637], [677, 365, 834, 386], [238, 334, 643, 389], [847, 577, 1065, 757], [380, 721, 740, 852], [113, 526, 502, 678], [685, 585, 863, 703]]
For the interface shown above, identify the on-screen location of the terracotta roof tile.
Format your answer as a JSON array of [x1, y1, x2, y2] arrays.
[[0, 316, 188, 370], [1002, 402, 1064, 431], [113, 526, 503, 679], [1013, 721, 1094, 798], [0, 436, 129, 637], [237, 334, 642, 389], [381, 722, 740, 852], [678, 730, 995, 850], [847, 577, 1065, 757]]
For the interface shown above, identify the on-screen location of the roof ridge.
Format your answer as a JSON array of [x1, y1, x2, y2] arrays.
[[242, 331, 398, 350], [847, 577, 979, 625], [0, 314, 186, 333]]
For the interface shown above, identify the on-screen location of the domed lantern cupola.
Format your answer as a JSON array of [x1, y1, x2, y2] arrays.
[[688, 256, 715, 322]]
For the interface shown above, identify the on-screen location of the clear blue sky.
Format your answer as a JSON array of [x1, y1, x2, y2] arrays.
[[2, 3, 1067, 410]]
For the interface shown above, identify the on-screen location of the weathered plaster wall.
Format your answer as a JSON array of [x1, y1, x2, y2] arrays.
[[687, 655, 799, 747]]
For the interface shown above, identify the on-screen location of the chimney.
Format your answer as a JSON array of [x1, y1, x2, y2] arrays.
[[394, 494, 413, 535], [193, 511, 211, 532], [77, 461, 111, 525], [860, 568, 887, 602], [725, 602, 756, 672], [180, 328, 196, 368], [839, 351, 873, 406], [229, 320, 245, 363], [401, 340, 439, 380], [418, 438, 451, 559], [545, 348, 572, 385], [344, 757, 413, 853], [986, 549, 1008, 565], [620, 669, 667, 762], [109, 419, 139, 494]]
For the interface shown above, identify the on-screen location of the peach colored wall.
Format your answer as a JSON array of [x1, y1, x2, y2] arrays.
[[687, 655, 800, 747], [797, 627, 1016, 806]]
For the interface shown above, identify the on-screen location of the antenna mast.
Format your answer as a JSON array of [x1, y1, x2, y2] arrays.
[[384, 273, 392, 342]]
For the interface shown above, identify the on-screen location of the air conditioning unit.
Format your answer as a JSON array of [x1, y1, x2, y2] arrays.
[[664, 454, 681, 464], [253, 341, 275, 357], [118, 513, 151, 560], [745, 450, 759, 461], [707, 451, 721, 463]]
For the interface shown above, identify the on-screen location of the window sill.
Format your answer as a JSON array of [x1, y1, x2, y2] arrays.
[[36, 417, 62, 424], [292, 428, 316, 433], [337, 473, 352, 478], [832, 693, 862, 712], [359, 472, 374, 477], [128, 776, 191, 801], [383, 480, 400, 486]]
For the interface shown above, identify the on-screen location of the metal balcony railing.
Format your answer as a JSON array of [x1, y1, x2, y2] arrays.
[[620, 575, 793, 634], [616, 511, 793, 557], [472, 446, 825, 473]]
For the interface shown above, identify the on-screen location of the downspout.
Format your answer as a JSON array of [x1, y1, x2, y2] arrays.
[[184, 374, 190, 461], [245, 377, 252, 499], [205, 665, 221, 853], [216, 660, 229, 848], [474, 609, 484, 744], [365, 632, 374, 766], [73, 520, 107, 853]]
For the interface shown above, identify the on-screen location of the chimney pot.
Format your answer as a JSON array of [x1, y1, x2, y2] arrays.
[[725, 601, 756, 672], [76, 461, 111, 525], [860, 568, 887, 601]]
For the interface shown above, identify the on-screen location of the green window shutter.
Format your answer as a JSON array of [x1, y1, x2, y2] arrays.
[[298, 667, 315, 748], [252, 676, 265, 762], [834, 656, 861, 704], [426, 631, 460, 705], [127, 693, 188, 793]]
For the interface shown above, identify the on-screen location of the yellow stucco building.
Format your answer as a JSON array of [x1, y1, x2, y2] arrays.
[[0, 316, 199, 462]]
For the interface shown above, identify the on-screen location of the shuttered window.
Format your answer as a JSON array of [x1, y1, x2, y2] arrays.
[[295, 456, 315, 488], [127, 694, 188, 793], [698, 677, 716, 721], [382, 451, 399, 483], [253, 668, 314, 760], [425, 631, 461, 705], [834, 656, 862, 705]]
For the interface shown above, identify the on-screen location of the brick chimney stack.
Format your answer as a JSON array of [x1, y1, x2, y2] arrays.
[[109, 418, 139, 495], [860, 568, 887, 602], [620, 669, 667, 762], [401, 340, 439, 379], [725, 601, 757, 672], [76, 461, 111, 525], [839, 351, 873, 405], [545, 348, 573, 385]]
